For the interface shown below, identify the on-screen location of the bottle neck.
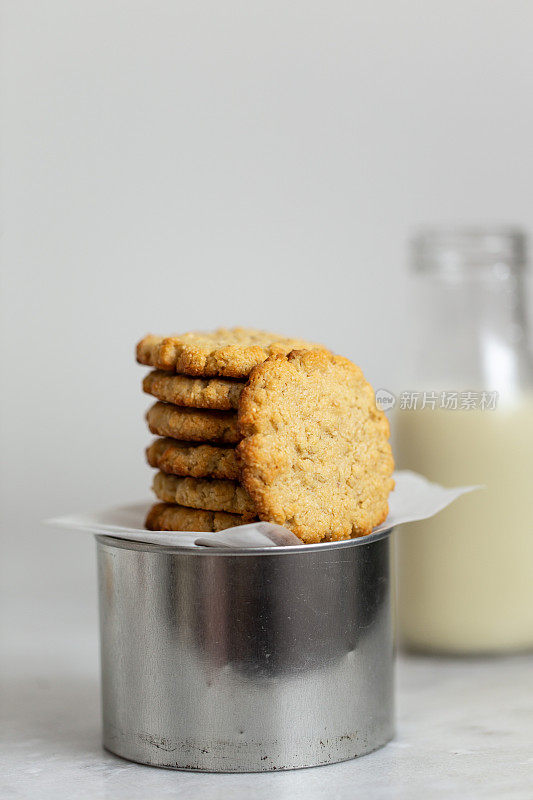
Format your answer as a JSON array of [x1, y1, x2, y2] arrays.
[[409, 267, 532, 400]]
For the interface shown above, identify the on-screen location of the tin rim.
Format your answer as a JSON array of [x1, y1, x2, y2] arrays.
[[95, 527, 393, 556]]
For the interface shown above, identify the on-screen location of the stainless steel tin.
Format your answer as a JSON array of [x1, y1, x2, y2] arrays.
[[96, 531, 394, 772]]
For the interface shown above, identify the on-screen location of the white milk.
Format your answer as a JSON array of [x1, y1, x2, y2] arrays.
[[395, 398, 533, 653]]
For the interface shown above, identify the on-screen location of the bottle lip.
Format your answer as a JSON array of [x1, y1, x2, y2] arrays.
[[411, 226, 527, 274]]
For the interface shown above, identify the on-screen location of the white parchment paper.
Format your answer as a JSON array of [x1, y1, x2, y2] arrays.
[[45, 471, 480, 549]]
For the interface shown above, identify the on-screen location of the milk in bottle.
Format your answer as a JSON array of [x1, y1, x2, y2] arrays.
[[395, 228, 533, 654]]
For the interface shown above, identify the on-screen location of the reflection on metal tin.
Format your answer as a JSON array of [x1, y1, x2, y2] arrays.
[[97, 532, 394, 772]]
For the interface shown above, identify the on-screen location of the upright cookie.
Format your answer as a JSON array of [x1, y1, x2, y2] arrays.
[[146, 401, 240, 444], [152, 471, 256, 516], [137, 328, 325, 378], [237, 350, 394, 544], [146, 438, 240, 480], [143, 370, 244, 411], [146, 502, 253, 532]]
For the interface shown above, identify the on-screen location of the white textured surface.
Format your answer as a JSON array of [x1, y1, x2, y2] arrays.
[[3, 592, 533, 799]]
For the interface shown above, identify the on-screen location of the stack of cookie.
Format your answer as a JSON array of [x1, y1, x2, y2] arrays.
[[138, 329, 322, 535], [137, 328, 394, 544]]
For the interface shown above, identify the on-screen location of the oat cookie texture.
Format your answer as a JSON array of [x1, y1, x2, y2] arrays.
[[145, 502, 254, 532], [152, 471, 256, 516], [146, 438, 240, 480], [137, 328, 326, 378], [143, 370, 244, 411], [146, 401, 240, 444], [237, 349, 394, 543]]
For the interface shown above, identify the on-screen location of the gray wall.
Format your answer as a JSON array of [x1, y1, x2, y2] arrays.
[[2, 1, 532, 618]]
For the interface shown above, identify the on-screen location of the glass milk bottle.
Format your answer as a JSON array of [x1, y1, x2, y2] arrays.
[[395, 228, 533, 654]]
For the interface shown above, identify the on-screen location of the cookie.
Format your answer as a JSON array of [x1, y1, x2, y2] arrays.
[[152, 471, 256, 516], [146, 402, 240, 444], [146, 437, 240, 480], [237, 349, 395, 544], [145, 502, 252, 532], [143, 370, 243, 411], [137, 328, 326, 378]]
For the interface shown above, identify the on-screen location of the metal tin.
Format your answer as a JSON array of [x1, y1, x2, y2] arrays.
[[96, 530, 394, 772]]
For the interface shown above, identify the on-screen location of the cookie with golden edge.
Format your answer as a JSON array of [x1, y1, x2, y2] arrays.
[[146, 437, 240, 480], [146, 502, 253, 532], [152, 471, 256, 516], [137, 328, 326, 378], [146, 401, 240, 444], [237, 349, 395, 544], [143, 370, 243, 411]]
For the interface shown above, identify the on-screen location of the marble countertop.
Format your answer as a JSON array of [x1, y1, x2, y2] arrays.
[[3, 593, 533, 800]]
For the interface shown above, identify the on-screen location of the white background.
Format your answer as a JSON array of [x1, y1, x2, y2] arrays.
[[2, 0, 533, 616]]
